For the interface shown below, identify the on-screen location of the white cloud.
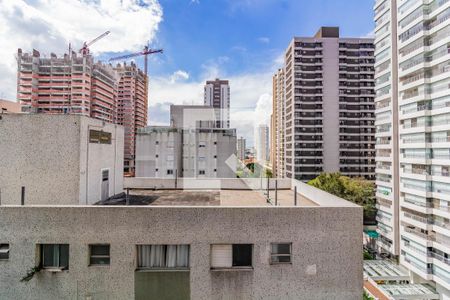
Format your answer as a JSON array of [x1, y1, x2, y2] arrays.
[[0, 0, 163, 99], [170, 70, 190, 83], [257, 37, 270, 44]]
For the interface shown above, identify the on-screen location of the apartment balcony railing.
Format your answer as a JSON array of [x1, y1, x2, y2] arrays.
[[432, 219, 450, 230], [402, 104, 430, 115], [431, 137, 450, 143], [403, 153, 432, 159], [404, 212, 430, 224], [404, 226, 434, 240], [403, 242, 428, 256], [432, 154, 450, 160], [435, 233, 450, 247], [404, 198, 432, 208], [403, 138, 427, 144], [430, 252, 450, 265], [404, 256, 433, 274]]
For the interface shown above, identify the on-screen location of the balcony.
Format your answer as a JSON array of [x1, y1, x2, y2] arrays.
[[430, 251, 450, 265]]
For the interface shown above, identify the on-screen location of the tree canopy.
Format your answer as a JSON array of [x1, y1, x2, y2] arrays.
[[307, 172, 375, 213]]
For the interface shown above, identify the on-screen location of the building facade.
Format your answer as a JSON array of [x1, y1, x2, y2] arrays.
[[204, 78, 230, 128], [114, 63, 148, 174], [0, 114, 124, 205], [272, 68, 286, 177], [17, 49, 118, 123], [237, 136, 246, 161], [374, 0, 450, 296], [256, 124, 269, 164], [280, 27, 376, 182], [0, 179, 363, 299], [136, 105, 237, 178]]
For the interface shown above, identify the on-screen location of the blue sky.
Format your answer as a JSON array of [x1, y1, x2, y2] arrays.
[[0, 0, 375, 145], [148, 0, 374, 80]]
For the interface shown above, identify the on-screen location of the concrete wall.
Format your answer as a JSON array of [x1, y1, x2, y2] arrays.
[[0, 205, 363, 299], [0, 114, 81, 205], [78, 118, 124, 204], [0, 114, 124, 206]]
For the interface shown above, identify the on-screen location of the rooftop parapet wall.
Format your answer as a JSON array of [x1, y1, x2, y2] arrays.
[[0, 205, 363, 299]]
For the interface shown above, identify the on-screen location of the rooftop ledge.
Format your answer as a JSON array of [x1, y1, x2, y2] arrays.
[[0, 179, 361, 209]]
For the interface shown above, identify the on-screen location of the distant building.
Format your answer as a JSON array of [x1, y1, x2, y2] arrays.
[[256, 124, 269, 164], [114, 62, 148, 174], [0, 114, 124, 205], [136, 104, 237, 178], [204, 78, 230, 128], [277, 27, 376, 181], [237, 136, 246, 161], [17, 49, 118, 123], [272, 68, 285, 177], [0, 100, 21, 114], [16, 49, 148, 175]]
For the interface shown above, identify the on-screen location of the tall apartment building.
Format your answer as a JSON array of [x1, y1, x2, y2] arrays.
[[280, 27, 376, 182], [204, 78, 230, 128], [114, 62, 148, 173], [272, 68, 285, 177], [17, 49, 118, 123], [237, 136, 246, 161], [256, 124, 269, 163], [374, 0, 450, 296]]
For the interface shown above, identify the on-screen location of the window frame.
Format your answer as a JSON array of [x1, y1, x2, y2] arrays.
[[270, 242, 292, 265], [89, 244, 111, 267], [0, 243, 10, 260], [40, 244, 70, 271], [210, 243, 253, 270], [136, 244, 190, 272]]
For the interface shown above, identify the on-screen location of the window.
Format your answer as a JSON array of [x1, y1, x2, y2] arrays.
[[167, 169, 173, 175], [155, 141, 159, 145], [199, 170, 206, 175], [199, 142, 206, 148], [270, 243, 292, 264], [89, 130, 111, 144], [211, 244, 252, 269], [89, 244, 110, 266], [40, 244, 69, 270], [0, 244, 9, 260], [156, 154, 159, 158], [137, 245, 189, 269], [155, 168, 159, 172]]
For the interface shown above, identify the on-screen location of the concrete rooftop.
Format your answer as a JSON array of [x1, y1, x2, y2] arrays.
[[98, 189, 318, 206]]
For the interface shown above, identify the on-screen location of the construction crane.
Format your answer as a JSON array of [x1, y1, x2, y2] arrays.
[[79, 31, 110, 56], [108, 45, 163, 76]]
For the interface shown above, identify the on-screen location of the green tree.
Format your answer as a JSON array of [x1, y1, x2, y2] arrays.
[[308, 172, 376, 219]]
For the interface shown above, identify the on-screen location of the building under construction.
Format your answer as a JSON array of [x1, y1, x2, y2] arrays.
[[17, 49, 150, 175], [17, 49, 118, 123], [114, 62, 148, 173]]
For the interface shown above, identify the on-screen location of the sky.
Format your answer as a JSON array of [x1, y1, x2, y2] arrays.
[[0, 0, 375, 146]]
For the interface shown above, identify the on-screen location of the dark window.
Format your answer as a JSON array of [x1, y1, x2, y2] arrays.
[[41, 244, 69, 270], [270, 243, 292, 264], [89, 244, 110, 266], [0, 244, 9, 260], [199, 170, 206, 175], [232, 244, 252, 267], [167, 169, 173, 175], [89, 130, 111, 144]]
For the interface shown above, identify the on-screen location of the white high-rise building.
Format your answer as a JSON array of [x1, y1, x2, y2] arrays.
[[374, 0, 450, 296], [204, 78, 230, 128], [256, 124, 269, 164]]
